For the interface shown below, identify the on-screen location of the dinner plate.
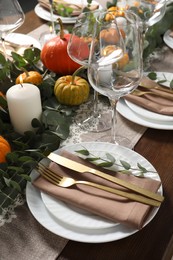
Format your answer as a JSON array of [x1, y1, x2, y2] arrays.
[[34, 1, 102, 24], [5, 33, 41, 49], [35, 4, 76, 24], [117, 98, 173, 130], [26, 142, 162, 243], [163, 30, 173, 49]]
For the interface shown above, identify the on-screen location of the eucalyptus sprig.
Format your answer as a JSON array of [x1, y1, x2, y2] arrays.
[[147, 71, 173, 89], [75, 147, 157, 178]]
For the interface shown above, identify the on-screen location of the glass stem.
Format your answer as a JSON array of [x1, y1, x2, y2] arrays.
[[93, 90, 99, 117], [109, 98, 119, 144]]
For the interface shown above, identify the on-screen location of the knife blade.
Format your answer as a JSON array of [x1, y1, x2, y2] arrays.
[[48, 153, 164, 203]]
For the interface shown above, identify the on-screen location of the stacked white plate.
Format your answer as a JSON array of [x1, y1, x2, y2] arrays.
[[117, 72, 173, 130]]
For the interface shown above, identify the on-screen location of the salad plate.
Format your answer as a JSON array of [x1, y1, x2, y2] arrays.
[[26, 142, 162, 243]]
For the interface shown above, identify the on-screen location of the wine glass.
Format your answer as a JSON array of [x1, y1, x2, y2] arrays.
[[0, 0, 25, 59], [67, 10, 118, 132], [88, 10, 143, 146], [117, 0, 166, 44]]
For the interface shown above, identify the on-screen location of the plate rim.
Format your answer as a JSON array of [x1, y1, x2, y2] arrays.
[[26, 142, 162, 242], [5, 32, 41, 49], [163, 29, 173, 49]]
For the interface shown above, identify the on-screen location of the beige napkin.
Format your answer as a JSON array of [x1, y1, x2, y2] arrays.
[[38, 0, 99, 17], [125, 77, 173, 116], [33, 150, 161, 230]]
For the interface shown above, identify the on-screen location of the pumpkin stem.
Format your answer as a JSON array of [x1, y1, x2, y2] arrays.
[[71, 66, 87, 85], [57, 18, 65, 39], [21, 67, 29, 78]]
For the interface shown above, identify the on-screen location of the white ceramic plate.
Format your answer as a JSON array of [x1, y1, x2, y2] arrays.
[[163, 30, 173, 49], [117, 99, 173, 130], [123, 72, 173, 125], [5, 33, 41, 49], [34, 1, 101, 24], [26, 142, 162, 243]]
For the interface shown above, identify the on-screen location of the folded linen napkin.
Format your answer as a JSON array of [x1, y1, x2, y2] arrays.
[[125, 77, 173, 116], [33, 150, 161, 229], [38, 0, 99, 17]]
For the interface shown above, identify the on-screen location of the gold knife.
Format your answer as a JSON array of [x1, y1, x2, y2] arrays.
[[48, 153, 164, 203]]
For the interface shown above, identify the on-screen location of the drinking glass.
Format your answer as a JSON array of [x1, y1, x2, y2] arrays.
[[67, 10, 116, 132], [117, 0, 166, 42], [0, 0, 25, 59], [88, 10, 143, 146]]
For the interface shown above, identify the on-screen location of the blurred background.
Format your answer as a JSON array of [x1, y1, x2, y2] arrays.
[[18, 0, 37, 13]]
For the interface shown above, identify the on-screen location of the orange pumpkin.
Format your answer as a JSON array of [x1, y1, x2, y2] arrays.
[[15, 71, 43, 85], [41, 19, 82, 75], [0, 136, 11, 163], [100, 27, 125, 44]]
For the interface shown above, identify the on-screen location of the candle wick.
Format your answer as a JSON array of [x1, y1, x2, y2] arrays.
[[20, 83, 23, 88]]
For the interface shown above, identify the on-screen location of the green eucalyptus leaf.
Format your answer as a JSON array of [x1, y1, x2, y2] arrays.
[[9, 180, 21, 192], [147, 72, 157, 80], [120, 160, 131, 170], [0, 169, 9, 178], [105, 153, 116, 163], [137, 163, 148, 173], [97, 161, 114, 167], [20, 174, 31, 181], [75, 149, 90, 156], [86, 157, 100, 161]]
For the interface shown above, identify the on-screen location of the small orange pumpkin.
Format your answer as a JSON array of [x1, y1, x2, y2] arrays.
[[15, 71, 43, 85], [0, 136, 11, 163]]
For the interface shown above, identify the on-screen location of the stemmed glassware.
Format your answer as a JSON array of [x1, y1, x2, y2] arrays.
[[116, 0, 166, 45], [0, 0, 25, 59], [88, 10, 143, 146], [67, 10, 115, 132]]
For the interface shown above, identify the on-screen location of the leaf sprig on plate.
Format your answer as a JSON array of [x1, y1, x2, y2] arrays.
[[75, 148, 157, 178]]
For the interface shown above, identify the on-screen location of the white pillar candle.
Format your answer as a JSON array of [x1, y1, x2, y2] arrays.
[[6, 83, 42, 135]]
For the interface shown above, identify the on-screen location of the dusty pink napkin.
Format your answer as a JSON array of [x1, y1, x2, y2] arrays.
[[125, 76, 173, 115], [33, 150, 161, 229]]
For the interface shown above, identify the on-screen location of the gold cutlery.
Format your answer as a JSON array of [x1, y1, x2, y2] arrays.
[[47, 153, 164, 203], [36, 162, 161, 207], [140, 76, 173, 94], [132, 89, 173, 101]]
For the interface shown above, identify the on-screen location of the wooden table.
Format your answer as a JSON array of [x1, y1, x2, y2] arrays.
[[17, 11, 173, 260]]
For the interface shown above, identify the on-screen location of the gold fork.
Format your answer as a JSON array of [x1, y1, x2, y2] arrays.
[[36, 162, 161, 207]]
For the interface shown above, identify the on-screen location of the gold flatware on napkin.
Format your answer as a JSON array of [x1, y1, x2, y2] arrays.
[[132, 88, 173, 101], [36, 162, 161, 207], [33, 150, 163, 229], [124, 75, 173, 116], [48, 152, 164, 202], [140, 76, 173, 94]]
